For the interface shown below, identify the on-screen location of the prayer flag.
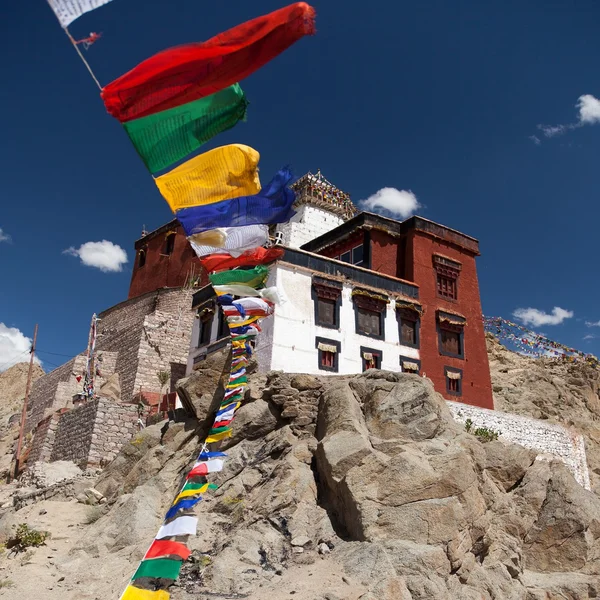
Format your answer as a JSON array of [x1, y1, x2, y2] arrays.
[[165, 497, 202, 521], [200, 247, 284, 273], [156, 516, 197, 539], [132, 558, 182, 582], [208, 265, 270, 288], [121, 585, 170, 600], [176, 167, 296, 234], [145, 540, 191, 561], [155, 144, 260, 211], [102, 3, 316, 121], [188, 225, 269, 258], [187, 458, 224, 478], [206, 429, 232, 443], [123, 85, 248, 173], [47, 0, 114, 28]]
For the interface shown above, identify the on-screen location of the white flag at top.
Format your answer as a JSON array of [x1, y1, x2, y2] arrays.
[[47, 0, 115, 28]]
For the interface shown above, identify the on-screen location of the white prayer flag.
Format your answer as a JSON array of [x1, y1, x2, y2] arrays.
[[47, 0, 115, 28], [156, 516, 197, 539], [188, 225, 269, 258]]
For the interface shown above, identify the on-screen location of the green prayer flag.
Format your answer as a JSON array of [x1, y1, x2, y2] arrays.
[[209, 425, 231, 435], [209, 265, 269, 288], [123, 84, 248, 173], [132, 558, 182, 582]]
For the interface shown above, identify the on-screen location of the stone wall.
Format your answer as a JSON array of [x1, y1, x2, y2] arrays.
[[50, 400, 99, 468], [448, 400, 591, 489], [27, 413, 59, 464], [87, 399, 139, 467]]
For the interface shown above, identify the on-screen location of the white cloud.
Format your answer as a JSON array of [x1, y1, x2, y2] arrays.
[[0, 323, 42, 372], [585, 320, 600, 327], [583, 334, 596, 341], [0, 228, 11, 243], [64, 240, 128, 273], [513, 306, 574, 327], [359, 188, 421, 219], [536, 94, 600, 139], [577, 94, 600, 124], [529, 135, 541, 145]]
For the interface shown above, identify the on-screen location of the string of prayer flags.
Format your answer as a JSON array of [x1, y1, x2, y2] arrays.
[[200, 247, 284, 273], [155, 144, 260, 212], [187, 458, 225, 477], [164, 497, 202, 521], [188, 225, 269, 258], [121, 585, 170, 600], [123, 84, 249, 173], [176, 167, 297, 235], [47, 0, 114, 28], [102, 3, 316, 121]]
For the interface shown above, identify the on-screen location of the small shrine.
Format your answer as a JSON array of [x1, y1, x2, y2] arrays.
[[291, 169, 356, 220]]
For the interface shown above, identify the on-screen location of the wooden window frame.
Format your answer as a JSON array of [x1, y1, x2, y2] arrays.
[[352, 291, 387, 341], [360, 346, 382, 371], [433, 255, 461, 302], [437, 312, 466, 359], [312, 278, 342, 330], [399, 356, 421, 375], [444, 366, 463, 397], [316, 337, 341, 373], [396, 308, 420, 348], [352, 244, 364, 266]]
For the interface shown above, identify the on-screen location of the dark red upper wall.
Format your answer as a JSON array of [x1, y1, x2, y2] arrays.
[[128, 222, 206, 299]]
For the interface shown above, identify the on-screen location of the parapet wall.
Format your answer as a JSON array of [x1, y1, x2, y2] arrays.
[[448, 401, 591, 489]]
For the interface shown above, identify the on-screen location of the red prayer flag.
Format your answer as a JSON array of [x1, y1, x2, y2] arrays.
[[200, 247, 284, 274], [102, 3, 316, 122], [145, 540, 191, 561]]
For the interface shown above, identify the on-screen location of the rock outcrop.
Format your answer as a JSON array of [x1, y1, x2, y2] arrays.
[[1, 363, 599, 599]]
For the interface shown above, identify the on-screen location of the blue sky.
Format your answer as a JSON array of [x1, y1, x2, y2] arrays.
[[1, 0, 599, 371]]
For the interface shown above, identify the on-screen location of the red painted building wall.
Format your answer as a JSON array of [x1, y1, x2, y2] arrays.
[[128, 221, 207, 299], [403, 229, 493, 408]]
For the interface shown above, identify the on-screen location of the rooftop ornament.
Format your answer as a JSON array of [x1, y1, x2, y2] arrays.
[[291, 169, 356, 220]]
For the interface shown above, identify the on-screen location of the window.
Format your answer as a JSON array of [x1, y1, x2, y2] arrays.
[[400, 357, 421, 374], [437, 274, 457, 300], [437, 311, 466, 359], [316, 337, 340, 372], [352, 245, 364, 266], [198, 307, 214, 347], [163, 232, 176, 255], [357, 308, 381, 337], [138, 249, 147, 268], [433, 255, 461, 301], [353, 290, 387, 340], [397, 307, 420, 348], [313, 278, 342, 329], [340, 250, 351, 264], [445, 367, 462, 396], [440, 329, 461, 356], [217, 308, 229, 339], [361, 347, 382, 371]]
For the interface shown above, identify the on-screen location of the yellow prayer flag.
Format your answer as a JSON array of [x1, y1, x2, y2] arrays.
[[173, 487, 207, 504], [155, 144, 260, 212], [206, 429, 232, 443], [122, 585, 170, 600]]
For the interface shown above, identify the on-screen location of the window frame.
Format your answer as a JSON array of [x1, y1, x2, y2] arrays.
[[138, 248, 147, 268], [351, 244, 364, 267], [399, 356, 421, 375], [360, 346, 382, 371], [433, 255, 461, 302], [437, 312, 466, 359], [312, 278, 342, 330], [315, 337, 341, 373], [444, 366, 463, 397], [340, 250, 352, 264], [352, 291, 387, 341], [197, 305, 215, 348], [396, 308, 420, 349]]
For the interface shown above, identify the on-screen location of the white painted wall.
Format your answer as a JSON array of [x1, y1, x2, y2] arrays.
[[186, 307, 223, 373], [257, 264, 419, 375], [275, 205, 345, 249]]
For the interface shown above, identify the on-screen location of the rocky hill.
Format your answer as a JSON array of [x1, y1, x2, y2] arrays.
[[0, 362, 44, 478], [486, 333, 600, 494], [0, 353, 598, 599]]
